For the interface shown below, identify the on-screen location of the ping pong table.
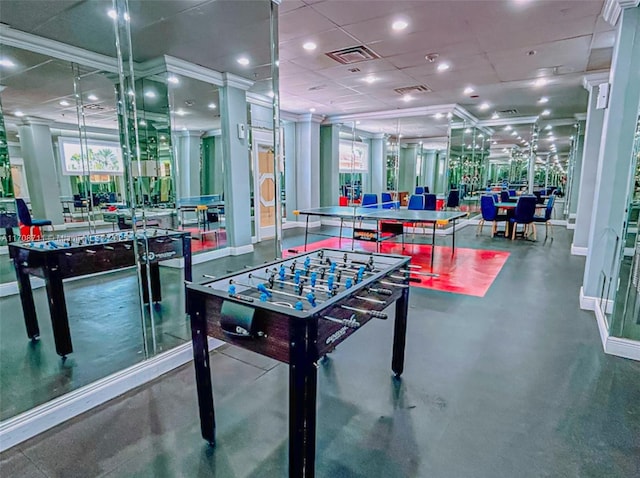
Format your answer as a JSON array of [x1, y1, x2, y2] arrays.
[[295, 206, 468, 265]]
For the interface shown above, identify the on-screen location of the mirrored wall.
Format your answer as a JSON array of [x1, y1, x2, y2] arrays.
[[0, 0, 278, 423]]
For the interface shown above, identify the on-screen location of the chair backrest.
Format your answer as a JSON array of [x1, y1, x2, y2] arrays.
[[361, 193, 378, 208], [15, 198, 33, 226], [480, 195, 498, 221], [446, 189, 460, 207], [381, 192, 394, 209], [424, 193, 437, 211], [544, 195, 555, 220], [500, 190, 510, 202], [508, 189, 516, 197], [513, 195, 537, 223], [407, 194, 424, 210], [492, 193, 500, 203], [414, 187, 424, 195], [423, 186, 430, 194]]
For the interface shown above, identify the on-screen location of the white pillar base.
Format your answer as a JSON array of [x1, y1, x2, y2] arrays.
[[571, 244, 588, 256]]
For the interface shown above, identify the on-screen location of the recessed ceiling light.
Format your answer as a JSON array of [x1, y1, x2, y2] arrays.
[[491, 112, 500, 119], [167, 76, 179, 85], [14, 111, 24, 117], [538, 96, 549, 104], [363, 76, 377, 84], [492, 141, 497, 144], [208, 103, 217, 109], [144, 91, 156, 98], [545, 125, 552, 130], [464, 86, 474, 95], [447, 112, 453, 119], [434, 113, 444, 119], [479, 102, 490, 110], [541, 109, 551, 116], [505, 125, 512, 131], [309, 107, 316, 113], [237, 57, 250, 66], [570, 135, 574, 140], [0, 59, 15, 68], [517, 136, 522, 140], [87, 94, 98, 101], [465, 128, 472, 133], [401, 94, 413, 102], [534, 78, 548, 87], [59, 100, 70, 106], [511, 131, 518, 136], [392, 20, 408, 31], [303, 42, 317, 51], [175, 109, 186, 116], [182, 126, 188, 131], [437, 62, 450, 72], [107, 9, 117, 19]]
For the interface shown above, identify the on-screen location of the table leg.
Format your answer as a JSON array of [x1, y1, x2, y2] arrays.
[[189, 293, 216, 445], [5, 226, 15, 243], [149, 262, 162, 302], [43, 259, 73, 357], [451, 219, 456, 255], [304, 215, 310, 251], [183, 235, 193, 314], [392, 286, 409, 377], [289, 321, 318, 478], [431, 222, 436, 268], [14, 264, 40, 340]]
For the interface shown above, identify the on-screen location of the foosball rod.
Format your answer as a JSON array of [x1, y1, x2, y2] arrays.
[[249, 273, 331, 295], [231, 279, 307, 303], [341, 305, 388, 319], [322, 314, 360, 329]]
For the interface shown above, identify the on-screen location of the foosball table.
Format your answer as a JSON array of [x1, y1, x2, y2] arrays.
[[187, 248, 413, 478], [9, 228, 191, 358]]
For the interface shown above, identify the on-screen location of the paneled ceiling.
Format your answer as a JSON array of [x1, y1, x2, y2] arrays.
[[0, 0, 614, 159]]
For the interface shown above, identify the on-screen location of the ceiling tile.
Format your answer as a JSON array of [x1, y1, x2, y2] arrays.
[[279, 5, 337, 41]]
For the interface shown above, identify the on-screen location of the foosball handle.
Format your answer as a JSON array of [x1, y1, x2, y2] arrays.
[[369, 287, 393, 296], [370, 310, 388, 319]]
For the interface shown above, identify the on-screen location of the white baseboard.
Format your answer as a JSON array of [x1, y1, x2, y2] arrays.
[[594, 306, 640, 361], [571, 244, 588, 256], [566, 223, 576, 230], [569, 213, 577, 220], [579, 286, 613, 313], [0, 337, 224, 452], [550, 219, 567, 226], [230, 244, 254, 256]]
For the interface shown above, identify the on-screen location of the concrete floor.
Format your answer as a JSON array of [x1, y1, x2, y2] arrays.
[[1, 226, 640, 477]]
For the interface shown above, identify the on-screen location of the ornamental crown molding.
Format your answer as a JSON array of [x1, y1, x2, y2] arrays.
[[582, 71, 610, 89], [602, 0, 640, 27], [222, 73, 254, 91]]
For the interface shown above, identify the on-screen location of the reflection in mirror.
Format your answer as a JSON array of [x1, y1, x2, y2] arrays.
[[609, 112, 640, 340]]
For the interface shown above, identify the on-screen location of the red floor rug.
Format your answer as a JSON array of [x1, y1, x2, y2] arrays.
[[182, 227, 227, 253], [286, 238, 509, 298]]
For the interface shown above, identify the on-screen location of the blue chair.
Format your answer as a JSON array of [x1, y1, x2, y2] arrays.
[[533, 195, 555, 238], [423, 186, 430, 194], [407, 194, 424, 210], [415, 187, 424, 195], [500, 190, 510, 203], [424, 193, 437, 211], [16, 198, 53, 237], [361, 193, 378, 208], [510, 195, 537, 240], [477, 195, 507, 237], [381, 192, 398, 209], [446, 190, 460, 209], [508, 189, 516, 197]]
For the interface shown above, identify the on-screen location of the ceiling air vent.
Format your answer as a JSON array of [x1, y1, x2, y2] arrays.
[[326, 45, 380, 65], [83, 104, 107, 111], [497, 109, 518, 115], [394, 85, 432, 95]]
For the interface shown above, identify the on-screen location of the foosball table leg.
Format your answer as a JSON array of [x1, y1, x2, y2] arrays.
[[392, 286, 409, 377], [189, 295, 216, 445], [289, 321, 318, 478]]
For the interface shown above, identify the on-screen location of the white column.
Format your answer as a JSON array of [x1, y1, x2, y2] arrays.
[[220, 74, 253, 253], [370, 133, 385, 198], [175, 131, 201, 199], [572, 74, 609, 255], [582, 5, 640, 303], [319, 122, 339, 207], [17, 120, 64, 224], [295, 115, 322, 210]]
